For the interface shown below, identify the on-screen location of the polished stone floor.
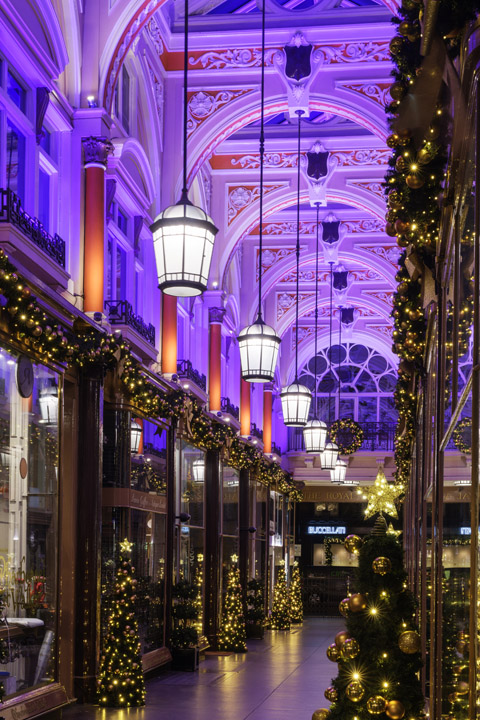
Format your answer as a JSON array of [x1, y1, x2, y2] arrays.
[[63, 617, 343, 720]]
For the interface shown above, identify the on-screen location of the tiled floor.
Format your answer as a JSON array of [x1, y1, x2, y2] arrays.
[[63, 617, 344, 720]]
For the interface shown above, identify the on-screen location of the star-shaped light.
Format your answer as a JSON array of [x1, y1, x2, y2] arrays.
[[387, 523, 402, 538], [120, 538, 133, 553], [230, 554, 238, 564], [363, 467, 399, 520]]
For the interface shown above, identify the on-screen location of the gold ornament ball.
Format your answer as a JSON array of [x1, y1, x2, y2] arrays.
[[367, 696, 388, 714], [398, 630, 421, 654], [312, 710, 330, 720], [417, 147, 434, 165], [386, 701, 405, 720], [344, 535, 363, 554], [372, 556, 392, 575], [324, 686, 338, 702], [395, 219, 409, 235], [395, 156, 405, 172], [405, 174, 425, 189], [387, 134, 401, 149], [346, 681, 365, 703], [335, 630, 349, 648], [343, 638, 360, 659], [389, 37, 404, 56], [390, 83, 406, 101], [385, 222, 397, 237], [387, 191, 402, 210], [339, 598, 350, 617], [348, 593, 367, 613], [326, 643, 341, 662], [456, 681, 469, 696], [398, 21, 412, 36]]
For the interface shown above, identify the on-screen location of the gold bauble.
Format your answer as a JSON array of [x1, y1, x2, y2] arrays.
[[398, 21, 412, 36], [339, 598, 350, 617], [395, 219, 409, 234], [324, 686, 338, 702], [367, 696, 388, 714], [390, 83, 406, 101], [343, 638, 360, 659], [344, 535, 363, 554], [456, 681, 469, 695], [346, 681, 365, 703], [312, 710, 330, 720], [335, 630, 349, 647], [387, 191, 402, 209], [372, 556, 392, 575], [398, 630, 421, 654], [326, 643, 340, 662], [348, 593, 367, 613], [417, 147, 434, 165], [385, 222, 397, 237], [396, 156, 405, 172], [397, 236, 409, 248], [405, 174, 425, 189], [386, 700, 405, 720], [387, 134, 401, 148], [389, 37, 404, 55]]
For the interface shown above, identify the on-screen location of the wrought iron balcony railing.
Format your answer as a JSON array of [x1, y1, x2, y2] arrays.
[[177, 359, 207, 391], [0, 188, 66, 268], [221, 396, 239, 420], [272, 442, 282, 457], [287, 421, 397, 453], [105, 300, 155, 347], [251, 422, 263, 441]]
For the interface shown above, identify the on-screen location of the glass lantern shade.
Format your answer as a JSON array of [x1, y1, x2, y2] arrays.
[[342, 477, 359, 486], [320, 442, 339, 471], [330, 458, 347, 484], [280, 382, 312, 427], [151, 198, 218, 297], [39, 382, 58, 425], [303, 419, 327, 453], [130, 419, 142, 454], [238, 318, 281, 382], [193, 458, 205, 483]]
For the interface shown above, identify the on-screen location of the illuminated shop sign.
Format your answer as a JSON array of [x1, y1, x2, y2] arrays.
[[307, 526, 346, 535], [459, 527, 480, 535]]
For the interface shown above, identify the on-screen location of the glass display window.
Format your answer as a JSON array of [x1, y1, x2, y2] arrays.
[[180, 442, 205, 528]]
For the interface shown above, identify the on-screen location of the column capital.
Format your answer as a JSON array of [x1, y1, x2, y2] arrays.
[[209, 307, 226, 325], [82, 136, 114, 168]]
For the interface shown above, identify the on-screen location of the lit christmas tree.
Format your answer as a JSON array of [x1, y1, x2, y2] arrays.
[[289, 562, 303, 624], [271, 564, 290, 631], [97, 539, 146, 708], [218, 565, 247, 652], [314, 517, 424, 720]]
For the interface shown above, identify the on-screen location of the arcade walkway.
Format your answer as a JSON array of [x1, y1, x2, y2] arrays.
[[63, 618, 343, 720]]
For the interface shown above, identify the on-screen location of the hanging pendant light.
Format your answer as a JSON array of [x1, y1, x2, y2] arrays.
[[321, 442, 339, 471], [330, 458, 347, 483], [281, 110, 312, 427], [238, 0, 280, 381], [319, 259, 338, 466], [330, 304, 347, 482], [303, 203, 327, 451], [131, 418, 142, 455], [151, 0, 218, 296]]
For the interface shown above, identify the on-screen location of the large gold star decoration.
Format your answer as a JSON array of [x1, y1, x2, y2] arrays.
[[120, 538, 133, 553], [362, 467, 399, 520]]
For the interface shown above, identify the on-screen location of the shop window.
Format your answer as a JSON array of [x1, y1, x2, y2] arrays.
[[117, 208, 128, 236], [6, 120, 26, 205], [0, 347, 59, 697], [38, 168, 50, 231], [115, 245, 127, 301], [7, 71, 26, 114]]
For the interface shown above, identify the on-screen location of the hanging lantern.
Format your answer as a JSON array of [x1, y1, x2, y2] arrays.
[[238, 318, 281, 382], [303, 418, 327, 453], [281, 382, 311, 427], [130, 419, 142, 454], [330, 458, 347, 483], [320, 442, 339, 471], [152, 200, 218, 296], [192, 457, 205, 483], [342, 477, 360, 486], [39, 380, 59, 425]]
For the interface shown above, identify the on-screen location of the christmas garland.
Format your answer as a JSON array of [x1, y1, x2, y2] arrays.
[[0, 249, 300, 500], [329, 419, 364, 455], [452, 417, 472, 454], [324, 537, 343, 566], [385, 0, 480, 496]]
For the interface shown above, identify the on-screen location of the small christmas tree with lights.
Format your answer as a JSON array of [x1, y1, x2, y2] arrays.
[[218, 565, 247, 652], [270, 564, 290, 630], [97, 539, 145, 708], [289, 562, 303, 624], [314, 517, 424, 720]]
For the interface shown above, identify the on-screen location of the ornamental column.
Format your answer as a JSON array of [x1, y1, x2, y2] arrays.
[[162, 293, 177, 375], [82, 136, 113, 315], [263, 384, 273, 454], [240, 379, 251, 437], [208, 307, 225, 413]]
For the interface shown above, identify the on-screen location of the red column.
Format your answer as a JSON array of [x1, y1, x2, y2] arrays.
[[208, 308, 225, 413], [263, 386, 273, 454], [162, 293, 177, 375], [82, 137, 113, 314], [240, 379, 251, 437]]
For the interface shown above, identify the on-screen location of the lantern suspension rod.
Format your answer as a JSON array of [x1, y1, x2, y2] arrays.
[[313, 202, 320, 419], [257, 0, 267, 319], [182, 0, 189, 198], [294, 108, 304, 380], [328, 260, 333, 425], [337, 304, 342, 418]]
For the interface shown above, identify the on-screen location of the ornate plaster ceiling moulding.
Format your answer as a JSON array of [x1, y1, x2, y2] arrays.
[[145, 59, 164, 148], [342, 219, 384, 234], [291, 325, 316, 350], [227, 183, 284, 225], [347, 180, 385, 200], [217, 149, 391, 172], [366, 323, 394, 340], [188, 47, 280, 71], [357, 244, 400, 268], [336, 82, 392, 108], [276, 291, 313, 321], [330, 149, 391, 167], [363, 290, 394, 307], [186, 89, 253, 137], [255, 247, 297, 281], [278, 266, 384, 285]]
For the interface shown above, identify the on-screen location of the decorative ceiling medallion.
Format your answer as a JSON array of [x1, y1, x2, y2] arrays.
[[276, 292, 313, 320], [187, 89, 252, 136], [227, 184, 283, 225], [255, 247, 297, 280]]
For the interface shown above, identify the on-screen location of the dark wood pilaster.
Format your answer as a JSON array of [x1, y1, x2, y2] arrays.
[[204, 450, 220, 647], [239, 468, 250, 602], [164, 422, 176, 648]]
